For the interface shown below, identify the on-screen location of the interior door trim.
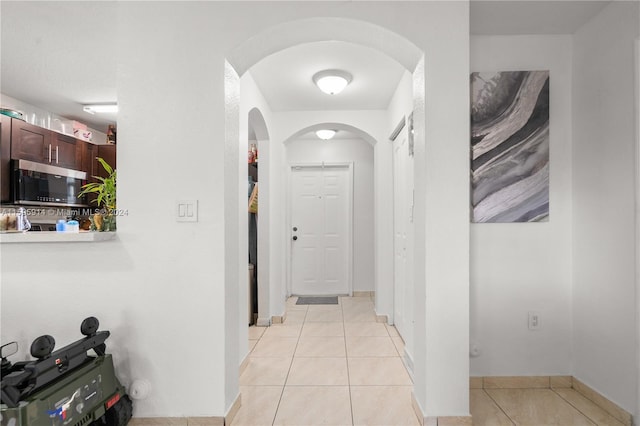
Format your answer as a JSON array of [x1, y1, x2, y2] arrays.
[[286, 162, 354, 297]]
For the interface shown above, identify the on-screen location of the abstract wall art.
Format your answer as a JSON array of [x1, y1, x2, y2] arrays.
[[470, 70, 550, 223]]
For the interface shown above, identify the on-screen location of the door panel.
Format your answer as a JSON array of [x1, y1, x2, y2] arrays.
[[291, 166, 351, 295], [394, 138, 408, 337], [393, 135, 414, 347]]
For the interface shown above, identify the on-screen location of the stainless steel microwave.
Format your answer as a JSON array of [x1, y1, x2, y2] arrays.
[[12, 159, 88, 207]]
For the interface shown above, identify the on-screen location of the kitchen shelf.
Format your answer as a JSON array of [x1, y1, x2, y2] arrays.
[[0, 231, 117, 244]]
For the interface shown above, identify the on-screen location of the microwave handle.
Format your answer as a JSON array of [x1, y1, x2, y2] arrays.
[[55, 146, 59, 164]]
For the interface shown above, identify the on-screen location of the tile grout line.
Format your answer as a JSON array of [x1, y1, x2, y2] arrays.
[[549, 388, 600, 426], [341, 297, 356, 426], [482, 388, 517, 426], [270, 300, 308, 426]]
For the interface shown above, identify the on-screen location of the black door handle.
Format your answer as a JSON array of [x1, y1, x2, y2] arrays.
[[292, 236, 298, 241], [293, 227, 298, 231]]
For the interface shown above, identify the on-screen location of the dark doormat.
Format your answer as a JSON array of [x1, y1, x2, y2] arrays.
[[296, 296, 339, 305]]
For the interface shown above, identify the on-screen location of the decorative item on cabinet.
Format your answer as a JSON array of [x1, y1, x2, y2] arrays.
[[107, 124, 116, 144]]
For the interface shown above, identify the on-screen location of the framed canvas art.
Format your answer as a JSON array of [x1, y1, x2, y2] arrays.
[[470, 70, 550, 223]]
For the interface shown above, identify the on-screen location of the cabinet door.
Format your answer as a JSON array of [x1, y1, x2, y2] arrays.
[[96, 144, 116, 179], [52, 133, 80, 169], [79, 141, 97, 206], [0, 115, 11, 202], [79, 140, 96, 177], [11, 119, 50, 163]]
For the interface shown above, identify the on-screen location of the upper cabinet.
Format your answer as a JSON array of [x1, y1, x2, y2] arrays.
[[11, 119, 81, 169], [10, 119, 51, 164], [1, 115, 11, 202], [96, 144, 116, 178], [51, 132, 81, 169]]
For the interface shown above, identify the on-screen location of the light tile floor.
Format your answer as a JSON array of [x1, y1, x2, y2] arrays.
[[472, 388, 627, 425], [233, 295, 418, 426], [235, 296, 621, 426]]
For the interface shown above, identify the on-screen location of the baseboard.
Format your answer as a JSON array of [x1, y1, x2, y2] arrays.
[[411, 391, 425, 426], [239, 353, 250, 376], [470, 375, 632, 426], [225, 393, 242, 425], [256, 317, 271, 326], [402, 346, 414, 380], [352, 290, 374, 297], [411, 392, 470, 426], [129, 417, 223, 425], [572, 378, 632, 426], [425, 416, 472, 425]]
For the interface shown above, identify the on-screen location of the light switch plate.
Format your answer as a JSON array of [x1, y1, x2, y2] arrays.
[[177, 200, 198, 222]]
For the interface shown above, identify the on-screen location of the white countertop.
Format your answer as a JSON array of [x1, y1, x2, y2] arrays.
[[0, 231, 117, 243]]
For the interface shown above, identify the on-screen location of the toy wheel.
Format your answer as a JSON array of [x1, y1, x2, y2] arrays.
[[104, 394, 133, 425]]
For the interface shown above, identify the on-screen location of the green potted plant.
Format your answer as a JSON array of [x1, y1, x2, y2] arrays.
[[78, 157, 116, 231]]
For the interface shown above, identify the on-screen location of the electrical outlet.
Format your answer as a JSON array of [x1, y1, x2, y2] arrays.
[[528, 311, 540, 330]]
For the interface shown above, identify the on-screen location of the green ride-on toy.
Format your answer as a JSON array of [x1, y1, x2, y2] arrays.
[[1, 317, 132, 426]]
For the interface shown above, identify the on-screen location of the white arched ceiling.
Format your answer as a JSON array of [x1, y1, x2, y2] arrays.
[[227, 17, 423, 77], [283, 122, 377, 146]]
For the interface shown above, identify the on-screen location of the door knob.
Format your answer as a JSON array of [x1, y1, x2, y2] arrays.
[[292, 236, 298, 241], [293, 227, 298, 231]]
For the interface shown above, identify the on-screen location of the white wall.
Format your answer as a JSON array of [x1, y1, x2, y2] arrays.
[[1, 1, 471, 419], [286, 137, 374, 293], [408, 1, 470, 417], [469, 35, 574, 376], [572, 1, 639, 413]]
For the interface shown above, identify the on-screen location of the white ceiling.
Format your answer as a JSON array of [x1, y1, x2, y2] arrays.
[[470, 1, 611, 35], [1, 2, 117, 132], [250, 41, 407, 111], [0, 1, 612, 133]]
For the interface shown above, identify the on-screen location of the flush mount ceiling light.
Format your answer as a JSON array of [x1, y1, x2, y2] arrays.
[[83, 104, 118, 115], [312, 70, 352, 95], [316, 129, 337, 140]]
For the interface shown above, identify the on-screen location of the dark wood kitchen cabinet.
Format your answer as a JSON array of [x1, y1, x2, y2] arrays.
[[10, 119, 51, 164], [0, 115, 11, 202], [10, 119, 80, 169], [51, 132, 80, 169], [96, 144, 116, 178], [79, 140, 98, 206], [79, 140, 97, 177]]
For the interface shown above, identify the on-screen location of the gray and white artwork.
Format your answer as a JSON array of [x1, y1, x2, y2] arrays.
[[471, 70, 550, 223]]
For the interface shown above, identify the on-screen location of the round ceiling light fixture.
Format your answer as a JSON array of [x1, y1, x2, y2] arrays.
[[316, 129, 337, 140], [312, 70, 352, 95]]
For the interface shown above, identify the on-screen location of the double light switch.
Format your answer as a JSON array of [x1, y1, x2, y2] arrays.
[[177, 200, 198, 222]]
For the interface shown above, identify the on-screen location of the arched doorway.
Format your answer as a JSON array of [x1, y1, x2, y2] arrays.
[[247, 107, 270, 327], [283, 124, 377, 300], [222, 14, 468, 423]]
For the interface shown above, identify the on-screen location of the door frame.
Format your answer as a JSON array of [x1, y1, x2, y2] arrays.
[[286, 162, 354, 297], [392, 133, 407, 332]]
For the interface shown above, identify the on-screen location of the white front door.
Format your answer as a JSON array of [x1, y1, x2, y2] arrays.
[[393, 135, 414, 344], [290, 165, 352, 295]]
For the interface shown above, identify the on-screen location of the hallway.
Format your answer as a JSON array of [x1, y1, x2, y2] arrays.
[[233, 295, 418, 425], [233, 296, 627, 426]]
